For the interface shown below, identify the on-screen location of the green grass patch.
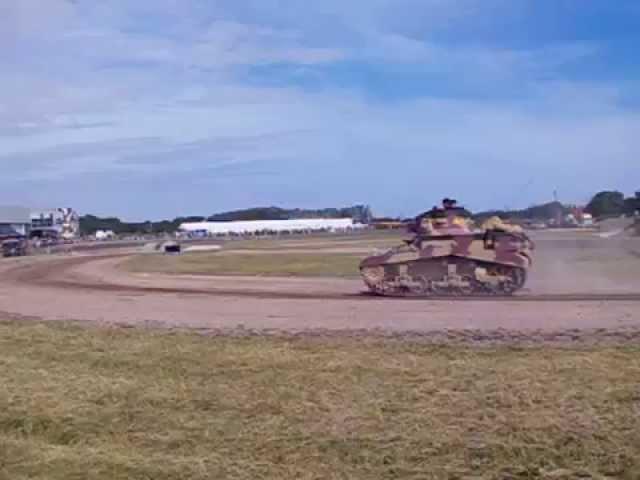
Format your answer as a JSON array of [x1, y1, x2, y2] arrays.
[[1, 320, 640, 479], [124, 252, 364, 277], [195, 230, 403, 251]]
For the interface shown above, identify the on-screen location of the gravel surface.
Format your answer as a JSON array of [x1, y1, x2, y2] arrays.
[[1, 235, 639, 344]]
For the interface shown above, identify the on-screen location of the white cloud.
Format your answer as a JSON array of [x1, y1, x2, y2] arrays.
[[0, 0, 75, 38], [189, 21, 346, 67], [0, 0, 637, 216]]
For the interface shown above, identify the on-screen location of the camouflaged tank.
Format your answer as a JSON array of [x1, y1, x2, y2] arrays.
[[360, 199, 534, 296]]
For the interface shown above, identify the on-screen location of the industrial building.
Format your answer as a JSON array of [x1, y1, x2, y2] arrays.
[[179, 218, 365, 236], [30, 208, 80, 240], [0, 206, 31, 236]]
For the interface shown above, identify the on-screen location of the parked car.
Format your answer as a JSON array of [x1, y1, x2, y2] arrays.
[[0, 225, 28, 257], [2, 238, 28, 257]]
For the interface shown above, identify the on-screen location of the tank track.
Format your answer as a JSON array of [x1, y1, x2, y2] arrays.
[[361, 258, 527, 298]]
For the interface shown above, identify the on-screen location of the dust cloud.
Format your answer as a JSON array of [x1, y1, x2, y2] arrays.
[[526, 231, 640, 294]]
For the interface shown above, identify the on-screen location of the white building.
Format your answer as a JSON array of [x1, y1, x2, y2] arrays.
[[179, 218, 365, 236], [0, 206, 31, 236], [581, 213, 594, 227], [30, 208, 80, 240], [95, 230, 116, 240]]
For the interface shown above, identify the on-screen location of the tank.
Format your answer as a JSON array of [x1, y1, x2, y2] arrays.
[[360, 199, 534, 296]]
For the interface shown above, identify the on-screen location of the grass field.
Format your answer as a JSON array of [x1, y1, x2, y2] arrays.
[[125, 231, 404, 277], [1, 320, 640, 479], [124, 252, 364, 277], [219, 231, 403, 251]]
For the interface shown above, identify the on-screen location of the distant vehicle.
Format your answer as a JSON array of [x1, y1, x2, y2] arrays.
[[0, 226, 28, 257], [30, 207, 80, 241], [2, 238, 28, 257], [581, 213, 594, 227], [95, 230, 116, 241], [30, 229, 59, 240], [525, 221, 547, 230], [162, 241, 181, 254]]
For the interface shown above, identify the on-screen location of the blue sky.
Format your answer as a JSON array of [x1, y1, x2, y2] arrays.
[[1, 0, 638, 219]]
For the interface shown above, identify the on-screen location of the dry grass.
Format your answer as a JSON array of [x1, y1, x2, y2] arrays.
[[124, 252, 364, 277], [1, 320, 640, 479], [125, 231, 404, 278]]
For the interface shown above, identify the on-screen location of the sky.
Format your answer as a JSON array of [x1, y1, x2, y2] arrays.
[[1, 0, 639, 220]]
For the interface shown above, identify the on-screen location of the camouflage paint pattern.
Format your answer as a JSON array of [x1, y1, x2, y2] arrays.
[[360, 202, 534, 296]]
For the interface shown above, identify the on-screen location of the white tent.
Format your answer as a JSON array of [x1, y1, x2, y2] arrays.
[[179, 218, 365, 235]]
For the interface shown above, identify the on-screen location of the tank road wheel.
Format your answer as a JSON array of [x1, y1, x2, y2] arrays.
[[472, 264, 527, 296], [455, 278, 476, 296], [410, 275, 436, 297], [360, 266, 386, 294], [361, 259, 528, 297], [497, 266, 527, 295], [510, 267, 527, 293]]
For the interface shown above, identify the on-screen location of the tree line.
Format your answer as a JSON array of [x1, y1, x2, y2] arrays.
[[79, 193, 639, 235], [474, 201, 569, 222], [584, 191, 640, 219], [475, 191, 640, 222]]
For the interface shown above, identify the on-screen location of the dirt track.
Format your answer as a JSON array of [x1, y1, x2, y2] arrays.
[[1, 233, 640, 342]]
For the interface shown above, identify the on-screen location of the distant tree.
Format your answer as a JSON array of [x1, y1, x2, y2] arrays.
[[207, 205, 372, 222], [585, 191, 625, 218], [475, 201, 568, 222], [624, 198, 636, 216], [624, 192, 640, 216], [79, 215, 126, 235], [79, 205, 371, 235], [79, 215, 206, 235]]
